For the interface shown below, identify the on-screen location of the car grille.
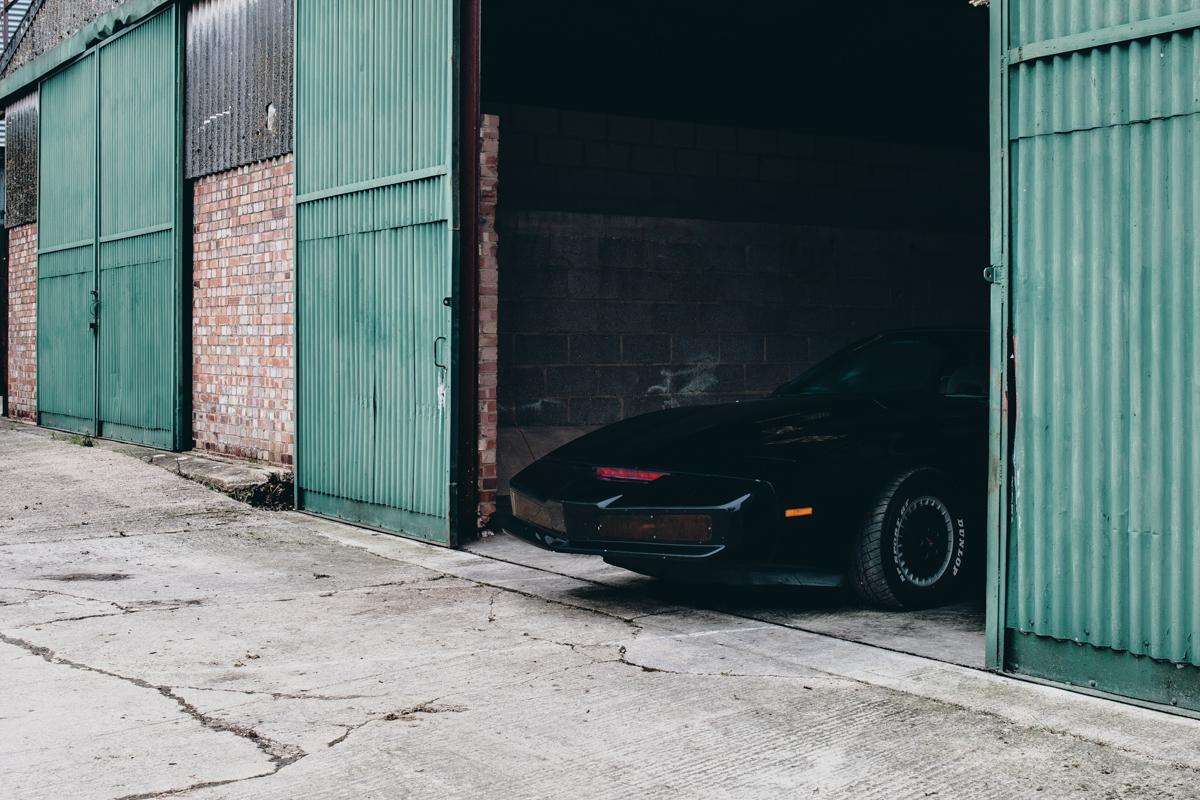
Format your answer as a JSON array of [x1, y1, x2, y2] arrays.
[[511, 491, 566, 533]]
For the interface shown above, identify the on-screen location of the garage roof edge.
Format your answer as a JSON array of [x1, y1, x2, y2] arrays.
[[0, 0, 176, 106]]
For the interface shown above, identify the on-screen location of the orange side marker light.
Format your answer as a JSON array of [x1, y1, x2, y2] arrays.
[[785, 507, 814, 518]]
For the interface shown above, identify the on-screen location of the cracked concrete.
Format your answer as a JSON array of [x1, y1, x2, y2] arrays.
[[5, 421, 1200, 799]]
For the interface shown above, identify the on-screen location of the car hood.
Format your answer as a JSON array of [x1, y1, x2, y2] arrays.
[[546, 393, 894, 475]]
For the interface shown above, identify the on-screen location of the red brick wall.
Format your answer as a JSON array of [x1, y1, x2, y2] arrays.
[[192, 155, 295, 466], [6, 223, 37, 421], [477, 115, 500, 525]]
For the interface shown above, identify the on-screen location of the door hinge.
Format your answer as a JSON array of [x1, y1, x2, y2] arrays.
[[983, 265, 1004, 285]]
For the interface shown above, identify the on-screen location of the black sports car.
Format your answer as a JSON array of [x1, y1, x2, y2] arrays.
[[505, 329, 989, 609]]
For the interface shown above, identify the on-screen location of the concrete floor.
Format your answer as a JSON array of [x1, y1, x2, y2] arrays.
[[4, 421, 1200, 799], [466, 534, 988, 668]]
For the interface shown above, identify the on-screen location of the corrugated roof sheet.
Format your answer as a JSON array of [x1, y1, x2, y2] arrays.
[[0, 0, 35, 147]]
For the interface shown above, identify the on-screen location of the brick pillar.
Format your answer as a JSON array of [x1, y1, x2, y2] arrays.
[[6, 223, 37, 421], [477, 114, 500, 525], [192, 155, 295, 466]]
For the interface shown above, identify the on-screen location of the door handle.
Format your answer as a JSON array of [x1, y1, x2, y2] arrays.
[[89, 289, 99, 333], [433, 336, 448, 370]]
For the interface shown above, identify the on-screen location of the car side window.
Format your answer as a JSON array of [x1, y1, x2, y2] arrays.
[[939, 363, 988, 397], [796, 338, 945, 396]]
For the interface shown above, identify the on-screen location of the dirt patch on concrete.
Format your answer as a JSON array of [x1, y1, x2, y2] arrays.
[[40, 572, 131, 582], [223, 473, 294, 511]]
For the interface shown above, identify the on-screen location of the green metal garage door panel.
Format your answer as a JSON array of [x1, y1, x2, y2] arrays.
[[35, 8, 183, 450], [295, 0, 458, 543], [96, 9, 180, 448], [993, 0, 1200, 711], [37, 53, 97, 436]]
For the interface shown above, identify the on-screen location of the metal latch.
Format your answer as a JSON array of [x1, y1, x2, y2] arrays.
[[983, 265, 1004, 285]]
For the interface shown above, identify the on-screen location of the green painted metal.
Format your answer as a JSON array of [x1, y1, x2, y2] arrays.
[[993, 0, 1200, 711], [35, 6, 185, 450], [0, 0, 177, 104], [1007, 632, 1200, 717], [37, 53, 97, 436], [295, 0, 459, 544], [984, 0, 1012, 672]]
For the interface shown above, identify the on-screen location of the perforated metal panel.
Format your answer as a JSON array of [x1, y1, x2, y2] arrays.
[[295, 0, 459, 543]]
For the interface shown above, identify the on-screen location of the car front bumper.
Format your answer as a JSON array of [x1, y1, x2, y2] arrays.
[[504, 489, 735, 560]]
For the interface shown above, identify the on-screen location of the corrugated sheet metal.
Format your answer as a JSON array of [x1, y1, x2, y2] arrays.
[[35, 6, 181, 449], [96, 7, 175, 443], [1010, 0, 1200, 45], [185, 0, 293, 178], [295, 0, 456, 543], [0, 0, 33, 146], [4, 88, 37, 226], [1010, 30, 1200, 139], [95, 6, 178, 447], [37, 52, 96, 434], [0, 0, 129, 80], [1006, 2, 1200, 669]]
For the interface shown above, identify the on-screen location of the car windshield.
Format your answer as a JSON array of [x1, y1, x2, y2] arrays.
[[774, 333, 988, 398]]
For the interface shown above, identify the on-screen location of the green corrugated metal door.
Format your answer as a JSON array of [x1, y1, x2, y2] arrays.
[[36, 8, 184, 449], [295, 0, 459, 543], [37, 53, 98, 436], [992, 0, 1200, 710]]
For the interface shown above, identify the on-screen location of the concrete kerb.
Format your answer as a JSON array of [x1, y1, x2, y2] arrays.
[[0, 418, 293, 508]]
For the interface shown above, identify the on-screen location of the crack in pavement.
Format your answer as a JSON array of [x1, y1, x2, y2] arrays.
[[0, 529, 203, 547], [615, 644, 823, 682], [18, 610, 131, 626], [519, 631, 624, 660], [0, 585, 135, 612], [0, 631, 306, 795], [178, 685, 382, 703], [325, 701, 467, 749], [519, 631, 830, 683], [313, 575, 450, 599], [0, 586, 213, 629], [487, 590, 500, 623]]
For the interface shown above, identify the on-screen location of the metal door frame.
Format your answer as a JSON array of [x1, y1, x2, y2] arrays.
[[33, 4, 187, 450], [984, 0, 1012, 676]]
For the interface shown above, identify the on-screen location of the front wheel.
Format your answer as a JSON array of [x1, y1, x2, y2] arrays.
[[850, 468, 972, 609]]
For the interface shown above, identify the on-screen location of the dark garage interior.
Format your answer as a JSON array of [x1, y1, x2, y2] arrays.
[[481, 1, 992, 665]]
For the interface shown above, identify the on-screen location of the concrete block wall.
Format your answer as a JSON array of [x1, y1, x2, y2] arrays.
[[499, 211, 984, 430], [192, 155, 295, 466], [491, 106, 989, 487], [492, 104, 986, 233], [477, 115, 501, 524], [5, 223, 37, 421]]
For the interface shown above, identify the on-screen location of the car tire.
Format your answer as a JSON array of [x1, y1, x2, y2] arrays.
[[850, 467, 971, 610]]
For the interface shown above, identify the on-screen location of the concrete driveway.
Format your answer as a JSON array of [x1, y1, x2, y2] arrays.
[[3, 421, 1200, 800]]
